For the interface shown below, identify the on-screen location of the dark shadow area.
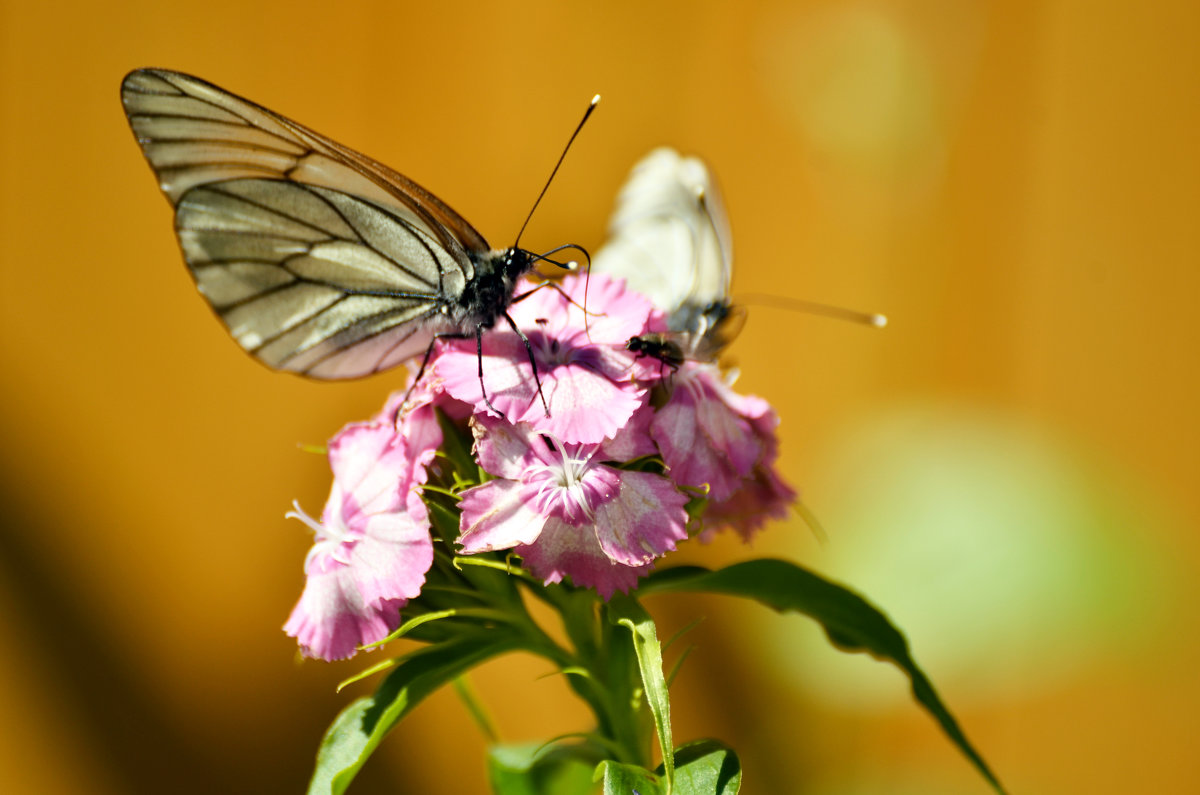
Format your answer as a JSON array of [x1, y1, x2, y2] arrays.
[[0, 482, 400, 794]]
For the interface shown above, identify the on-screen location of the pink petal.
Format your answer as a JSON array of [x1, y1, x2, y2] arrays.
[[471, 414, 542, 480], [651, 400, 745, 501], [458, 479, 547, 552], [600, 404, 658, 461], [516, 517, 650, 600], [516, 363, 646, 444], [649, 363, 778, 502], [400, 403, 443, 474], [283, 562, 405, 661], [348, 511, 434, 607], [435, 332, 539, 418], [707, 464, 797, 540], [693, 396, 763, 480], [326, 423, 410, 519], [592, 470, 690, 566], [510, 273, 657, 344], [436, 273, 658, 444], [524, 457, 622, 525]]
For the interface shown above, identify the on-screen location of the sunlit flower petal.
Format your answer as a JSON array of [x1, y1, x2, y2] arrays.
[[516, 517, 651, 600], [458, 413, 688, 596], [283, 403, 440, 661], [435, 273, 663, 444]]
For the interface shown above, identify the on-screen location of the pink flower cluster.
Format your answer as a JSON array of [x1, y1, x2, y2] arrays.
[[284, 273, 793, 660]]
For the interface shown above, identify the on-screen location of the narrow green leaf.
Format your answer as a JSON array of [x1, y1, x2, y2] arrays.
[[553, 666, 594, 681], [367, 608, 460, 648], [663, 740, 741, 795], [419, 483, 462, 501], [665, 645, 696, 688], [487, 742, 596, 795], [335, 653, 411, 692], [308, 635, 518, 795], [454, 675, 498, 744], [598, 760, 661, 795], [641, 560, 1006, 795], [609, 595, 674, 794], [661, 617, 704, 654], [793, 500, 829, 545]]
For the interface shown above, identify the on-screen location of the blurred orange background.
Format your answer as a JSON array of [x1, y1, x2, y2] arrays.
[[2, 1, 1197, 792]]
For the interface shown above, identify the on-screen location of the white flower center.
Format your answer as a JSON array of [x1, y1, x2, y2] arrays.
[[530, 437, 597, 523]]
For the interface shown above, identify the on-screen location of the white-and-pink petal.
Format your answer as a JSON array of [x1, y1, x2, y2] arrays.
[[592, 470, 690, 566], [516, 517, 649, 600], [283, 558, 406, 661], [435, 273, 658, 445], [458, 478, 548, 553]]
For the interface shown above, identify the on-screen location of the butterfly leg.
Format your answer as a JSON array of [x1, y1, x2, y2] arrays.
[[500, 312, 551, 418], [512, 279, 607, 343], [475, 325, 503, 417], [392, 331, 471, 427], [512, 281, 604, 318]]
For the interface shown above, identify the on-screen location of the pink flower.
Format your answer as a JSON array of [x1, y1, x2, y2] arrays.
[[705, 462, 795, 540], [434, 273, 665, 444], [283, 398, 441, 661], [457, 412, 689, 599], [650, 363, 765, 500], [649, 362, 794, 537]]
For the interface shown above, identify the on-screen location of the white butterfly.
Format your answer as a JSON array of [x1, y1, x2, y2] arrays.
[[591, 147, 743, 365], [121, 68, 583, 384]]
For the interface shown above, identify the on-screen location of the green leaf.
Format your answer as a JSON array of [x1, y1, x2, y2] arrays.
[[599, 740, 740, 795], [454, 676, 499, 744], [608, 595, 674, 793], [663, 740, 741, 795], [642, 560, 1006, 795], [368, 608, 461, 647], [308, 635, 518, 795], [598, 760, 660, 795], [487, 742, 597, 795]]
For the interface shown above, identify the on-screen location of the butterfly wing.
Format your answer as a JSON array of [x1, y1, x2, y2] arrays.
[[591, 147, 732, 334], [121, 68, 489, 378]]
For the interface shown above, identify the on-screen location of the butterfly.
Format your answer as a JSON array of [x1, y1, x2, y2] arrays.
[[593, 148, 886, 373], [120, 68, 590, 395], [591, 147, 744, 369]]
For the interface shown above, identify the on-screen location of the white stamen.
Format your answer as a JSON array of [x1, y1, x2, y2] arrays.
[[287, 499, 355, 569], [546, 436, 597, 522], [286, 500, 323, 535]]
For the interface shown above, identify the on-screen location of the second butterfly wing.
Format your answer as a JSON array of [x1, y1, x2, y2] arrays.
[[121, 68, 519, 379], [591, 147, 741, 361]]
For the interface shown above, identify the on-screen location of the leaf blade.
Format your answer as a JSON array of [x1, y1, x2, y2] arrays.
[[609, 595, 675, 794], [642, 560, 1006, 794], [308, 635, 518, 795]]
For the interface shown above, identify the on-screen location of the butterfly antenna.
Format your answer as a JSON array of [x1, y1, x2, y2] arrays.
[[735, 293, 888, 328], [514, 94, 601, 249], [528, 243, 592, 270]]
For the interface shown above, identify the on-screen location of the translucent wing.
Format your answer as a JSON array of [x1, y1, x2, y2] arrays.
[[591, 147, 732, 334], [179, 178, 466, 378], [121, 68, 491, 378]]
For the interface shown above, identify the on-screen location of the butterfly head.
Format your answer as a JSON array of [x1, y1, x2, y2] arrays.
[[499, 247, 536, 282]]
